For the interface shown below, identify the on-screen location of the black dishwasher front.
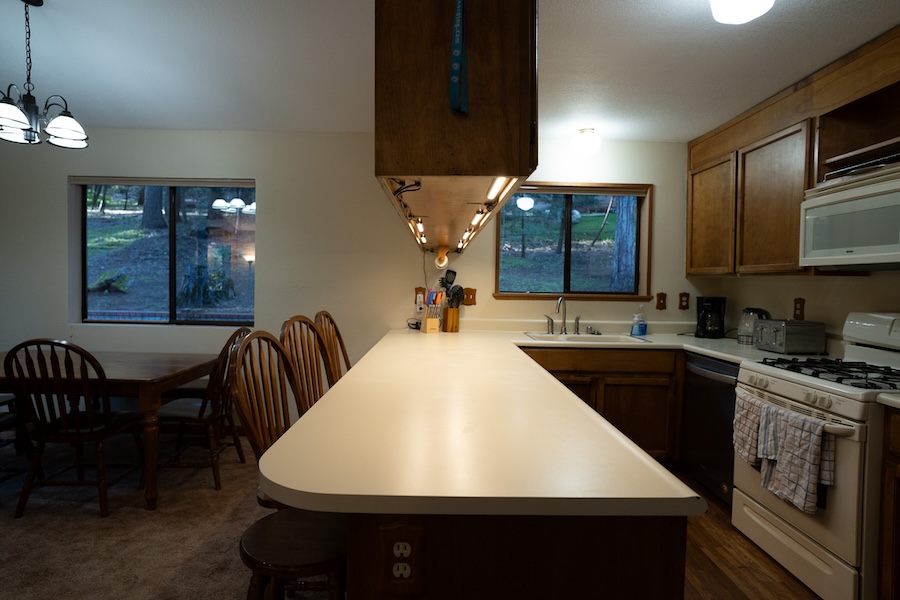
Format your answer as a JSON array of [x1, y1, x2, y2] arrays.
[[680, 352, 739, 506]]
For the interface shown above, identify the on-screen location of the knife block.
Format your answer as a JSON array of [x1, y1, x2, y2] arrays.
[[442, 308, 459, 333], [422, 315, 441, 333]]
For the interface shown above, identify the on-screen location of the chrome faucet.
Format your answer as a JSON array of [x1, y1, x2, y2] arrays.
[[556, 296, 567, 334]]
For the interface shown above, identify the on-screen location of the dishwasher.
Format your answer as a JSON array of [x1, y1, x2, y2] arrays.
[[680, 352, 739, 505]]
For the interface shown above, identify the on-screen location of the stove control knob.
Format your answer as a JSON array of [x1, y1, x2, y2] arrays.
[[802, 390, 815, 404], [747, 374, 757, 386], [758, 377, 770, 389], [819, 394, 833, 409]]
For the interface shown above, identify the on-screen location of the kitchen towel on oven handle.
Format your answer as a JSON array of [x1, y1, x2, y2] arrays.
[[758, 404, 836, 514], [733, 386, 764, 466]]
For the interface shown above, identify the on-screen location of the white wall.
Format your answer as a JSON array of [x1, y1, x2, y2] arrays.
[[1, 129, 898, 362], [0, 128, 419, 362]]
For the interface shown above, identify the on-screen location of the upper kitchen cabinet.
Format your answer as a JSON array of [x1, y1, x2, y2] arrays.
[[736, 121, 809, 273], [686, 25, 900, 277], [686, 121, 809, 276], [687, 153, 736, 275], [375, 0, 538, 255], [815, 81, 900, 183]]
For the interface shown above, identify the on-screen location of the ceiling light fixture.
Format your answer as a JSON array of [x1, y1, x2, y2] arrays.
[[0, 0, 87, 148], [709, 0, 775, 25], [574, 128, 602, 157]]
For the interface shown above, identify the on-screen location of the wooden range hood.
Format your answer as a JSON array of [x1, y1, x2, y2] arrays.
[[374, 0, 538, 257]]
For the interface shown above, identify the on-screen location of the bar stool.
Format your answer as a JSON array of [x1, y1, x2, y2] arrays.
[[239, 507, 347, 600]]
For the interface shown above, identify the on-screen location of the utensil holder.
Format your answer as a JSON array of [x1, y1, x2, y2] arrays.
[[442, 308, 459, 332]]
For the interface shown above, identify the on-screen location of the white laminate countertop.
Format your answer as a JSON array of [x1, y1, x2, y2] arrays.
[[879, 393, 900, 410], [508, 331, 813, 364], [258, 329, 708, 517]]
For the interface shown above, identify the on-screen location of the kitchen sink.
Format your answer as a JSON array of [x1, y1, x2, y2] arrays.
[[524, 332, 650, 344]]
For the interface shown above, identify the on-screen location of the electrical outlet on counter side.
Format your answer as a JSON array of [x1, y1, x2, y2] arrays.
[[378, 521, 424, 594], [679, 293, 690, 310]]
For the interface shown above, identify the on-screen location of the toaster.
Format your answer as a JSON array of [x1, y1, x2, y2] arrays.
[[754, 319, 827, 354]]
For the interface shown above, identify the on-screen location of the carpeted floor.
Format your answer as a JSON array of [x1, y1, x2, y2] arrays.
[[0, 429, 329, 600]]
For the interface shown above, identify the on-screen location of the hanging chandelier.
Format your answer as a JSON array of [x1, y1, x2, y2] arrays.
[[0, 0, 88, 148]]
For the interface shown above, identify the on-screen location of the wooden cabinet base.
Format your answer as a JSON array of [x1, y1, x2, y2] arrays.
[[346, 513, 687, 599]]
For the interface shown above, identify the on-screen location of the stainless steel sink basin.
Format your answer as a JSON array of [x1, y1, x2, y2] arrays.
[[524, 332, 650, 344]]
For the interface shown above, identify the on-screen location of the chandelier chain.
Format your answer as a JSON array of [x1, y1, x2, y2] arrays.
[[24, 3, 34, 93]]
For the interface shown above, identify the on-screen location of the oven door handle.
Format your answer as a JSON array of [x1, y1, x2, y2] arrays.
[[824, 423, 855, 437]]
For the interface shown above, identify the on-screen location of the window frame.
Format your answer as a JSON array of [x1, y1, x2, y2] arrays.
[[493, 181, 653, 301], [73, 176, 256, 326]]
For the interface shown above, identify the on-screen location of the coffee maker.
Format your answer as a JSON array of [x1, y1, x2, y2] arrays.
[[696, 297, 726, 338]]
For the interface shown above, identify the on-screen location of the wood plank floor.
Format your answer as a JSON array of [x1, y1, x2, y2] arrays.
[[680, 472, 821, 600]]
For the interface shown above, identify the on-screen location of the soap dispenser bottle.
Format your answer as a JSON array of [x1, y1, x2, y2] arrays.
[[631, 304, 647, 336]]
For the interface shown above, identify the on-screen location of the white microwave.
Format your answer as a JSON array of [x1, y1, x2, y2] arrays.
[[800, 164, 900, 268]]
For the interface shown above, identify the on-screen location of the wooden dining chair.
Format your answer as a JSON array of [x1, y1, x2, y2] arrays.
[[314, 310, 352, 381], [3, 339, 145, 518], [0, 393, 34, 482], [156, 327, 250, 490], [230, 330, 347, 600], [279, 315, 336, 409]]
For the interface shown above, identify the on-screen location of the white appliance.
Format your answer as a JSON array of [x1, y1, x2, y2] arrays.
[[800, 164, 900, 268], [733, 312, 900, 600]]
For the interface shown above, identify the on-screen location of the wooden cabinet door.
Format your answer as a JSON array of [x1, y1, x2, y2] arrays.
[[375, 0, 537, 177], [597, 375, 679, 461], [880, 459, 900, 600], [686, 153, 736, 275], [551, 373, 597, 409], [736, 121, 810, 273], [880, 408, 900, 599]]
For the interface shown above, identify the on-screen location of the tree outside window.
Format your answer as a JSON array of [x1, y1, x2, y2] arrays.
[[496, 182, 652, 298], [82, 180, 256, 325]]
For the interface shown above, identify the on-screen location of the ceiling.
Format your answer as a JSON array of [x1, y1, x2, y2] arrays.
[[2, 0, 900, 144]]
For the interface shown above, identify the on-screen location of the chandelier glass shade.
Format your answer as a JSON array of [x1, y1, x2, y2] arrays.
[[0, 0, 88, 148]]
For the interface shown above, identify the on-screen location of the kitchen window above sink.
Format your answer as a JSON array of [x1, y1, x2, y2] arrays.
[[495, 182, 652, 301]]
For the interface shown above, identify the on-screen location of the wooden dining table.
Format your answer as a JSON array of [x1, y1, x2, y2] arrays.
[[0, 350, 218, 510]]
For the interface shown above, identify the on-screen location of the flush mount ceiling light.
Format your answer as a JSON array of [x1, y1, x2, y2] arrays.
[[574, 128, 602, 157], [0, 0, 88, 148], [710, 0, 775, 25]]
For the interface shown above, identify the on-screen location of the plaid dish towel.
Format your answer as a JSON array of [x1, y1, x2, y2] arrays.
[[759, 405, 834, 514], [733, 386, 763, 465]]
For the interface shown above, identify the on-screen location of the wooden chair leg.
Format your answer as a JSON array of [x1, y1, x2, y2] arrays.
[[207, 423, 221, 490], [246, 573, 269, 600], [327, 569, 344, 600], [75, 442, 86, 480], [269, 577, 286, 600], [14, 441, 44, 518], [96, 439, 109, 518], [227, 415, 246, 463]]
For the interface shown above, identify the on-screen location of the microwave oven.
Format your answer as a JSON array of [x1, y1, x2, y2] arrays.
[[800, 164, 900, 268]]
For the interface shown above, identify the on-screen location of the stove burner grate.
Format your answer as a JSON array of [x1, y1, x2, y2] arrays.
[[761, 357, 900, 390]]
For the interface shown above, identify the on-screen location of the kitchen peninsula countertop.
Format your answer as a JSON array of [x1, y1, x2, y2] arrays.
[[258, 329, 708, 517]]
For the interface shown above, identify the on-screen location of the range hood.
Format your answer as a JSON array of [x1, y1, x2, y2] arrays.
[[374, 0, 538, 257]]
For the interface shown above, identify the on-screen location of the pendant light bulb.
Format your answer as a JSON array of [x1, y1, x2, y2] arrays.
[[710, 0, 775, 24]]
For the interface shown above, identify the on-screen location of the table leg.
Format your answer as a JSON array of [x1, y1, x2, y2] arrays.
[[141, 390, 159, 510]]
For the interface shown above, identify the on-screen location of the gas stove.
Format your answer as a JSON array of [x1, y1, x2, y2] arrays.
[[759, 357, 900, 390], [738, 312, 900, 421]]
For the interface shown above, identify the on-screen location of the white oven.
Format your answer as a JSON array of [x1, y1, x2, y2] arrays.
[[732, 312, 900, 600]]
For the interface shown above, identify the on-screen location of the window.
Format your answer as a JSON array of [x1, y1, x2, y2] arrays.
[[80, 179, 256, 325], [495, 182, 652, 299]]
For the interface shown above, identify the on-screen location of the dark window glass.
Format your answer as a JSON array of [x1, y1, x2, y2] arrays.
[[83, 183, 255, 324], [496, 184, 649, 297]]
